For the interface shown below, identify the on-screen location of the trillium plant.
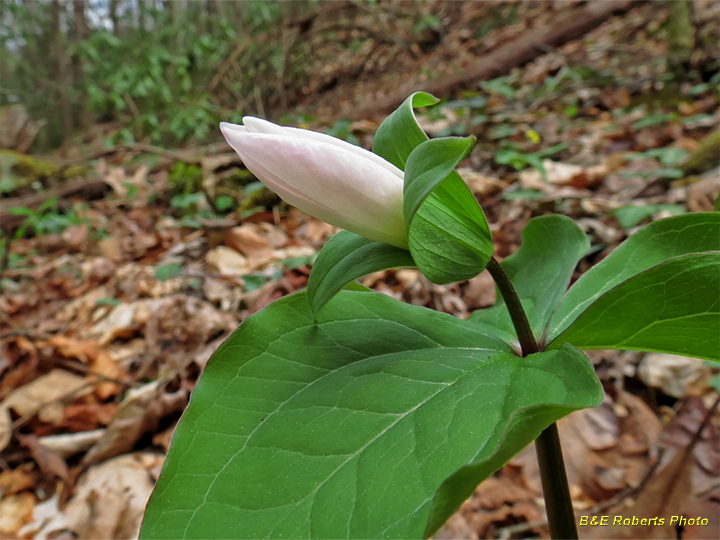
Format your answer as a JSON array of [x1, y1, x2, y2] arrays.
[[141, 93, 719, 539]]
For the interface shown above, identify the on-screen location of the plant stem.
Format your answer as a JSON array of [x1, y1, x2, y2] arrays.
[[485, 258, 538, 356], [535, 424, 578, 539], [485, 257, 578, 539]]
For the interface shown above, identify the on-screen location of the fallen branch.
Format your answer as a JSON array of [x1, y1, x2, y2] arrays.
[[351, 0, 647, 119]]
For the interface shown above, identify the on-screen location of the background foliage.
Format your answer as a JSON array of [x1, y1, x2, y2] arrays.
[[0, 0, 321, 148]]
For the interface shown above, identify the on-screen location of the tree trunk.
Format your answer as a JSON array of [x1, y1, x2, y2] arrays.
[[71, 0, 89, 130], [109, 0, 120, 35], [665, 0, 696, 79], [138, 0, 147, 32], [205, 0, 221, 32], [162, 0, 174, 24], [51, 0, 73, 143]]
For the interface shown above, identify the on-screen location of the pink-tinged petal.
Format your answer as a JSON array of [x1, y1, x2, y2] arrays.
[[219, 125, 408, 248], [240, 117, 404, 179], [218, 122, 248, 134]]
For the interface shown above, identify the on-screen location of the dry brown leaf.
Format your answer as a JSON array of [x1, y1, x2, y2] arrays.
[[520, 159, 586, 188], [0, 336, 39, 397], [0, 492, 35, 534], [60, 401, 116, 431], [638, 354, 710, 398], [0, 410, 10, 454], [61, 223, 89, 252], [206, 245, 251, 276], [685, 172, 720, 213], [256, 221, 289, 248], [273, 245, 315, 262], [91, 302, 138, 345], [98, 236, 124, 262], [47, 453, 162, 540], [48, 335, 123, 399], [1, 369, 89, 451], [457, 167, 508, 196], [582, 397, 719, 539], [657, 397, 720, 499], [151, 424, 176, 452], [224, 224, 274, 266], [417, 107, 458, 135], [202, 277, 245, 311], [83, 381, 186, 465], [121, 230, 159, 259], [90, 295, 236, 348], [192, 336, 227, 371], [98, 160, 149, 199], [0, 466, 35, 495], [513, 392, 661, 507], [432, 511, 476, 540], [443, 472, 545, 540], [16, 434, 69, 483], [584, 450, 694, 540], [16, 491, 63, 540], [37, 429, 104, 459], [463, 272, 497, 312], [296, 218, 337, 245], [474, 476, 536, 510]]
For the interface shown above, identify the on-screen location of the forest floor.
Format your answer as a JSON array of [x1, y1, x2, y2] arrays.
[[1, 1, 719, 539]]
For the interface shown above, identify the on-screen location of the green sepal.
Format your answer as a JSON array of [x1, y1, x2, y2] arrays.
[[373, 93, 493, 285], [372, 91, 439, 169], [403, 136, 477, 226], [408, 176, 493, 285]]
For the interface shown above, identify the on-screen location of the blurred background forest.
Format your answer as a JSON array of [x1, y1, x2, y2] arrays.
[[1, 1, 719, 539], [1, 0, 322, 149]]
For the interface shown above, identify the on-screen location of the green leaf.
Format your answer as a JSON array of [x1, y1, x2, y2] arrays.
[[503, 188, 544, 201], [548, 213, 720, 342], [307, 231, 415, 315], [141, 290, 601, 539], [8, 206, 37, 217], [549, 253, 720, 361], [470, 215, 589, 341], [154, 262, 183, 281], [424, 344, 601, 538], [613, 204, 686, 229], [403, 136, 476, 225], [372, 92, 439, 169]]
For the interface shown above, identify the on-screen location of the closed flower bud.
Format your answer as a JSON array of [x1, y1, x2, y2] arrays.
[[220, 117, 408, 249]]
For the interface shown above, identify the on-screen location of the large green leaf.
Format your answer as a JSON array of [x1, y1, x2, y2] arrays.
[[548, 213, 720, 342], [141, 290, 602, 539], [423, 344, 600, 537], [307, 230, 415, 316], [549, 252, 720, 361], [470, 215, 589, 342]]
